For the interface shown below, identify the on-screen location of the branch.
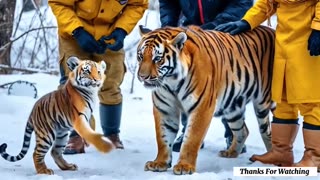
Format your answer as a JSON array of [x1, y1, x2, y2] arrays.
[[0, 26, 57, 52], [0, 64, 59, 75]]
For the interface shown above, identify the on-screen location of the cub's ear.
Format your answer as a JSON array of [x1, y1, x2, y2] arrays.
[[67, 56, 80, 71], [139, 25, 152, 36], [168, 32, 187, 50], [100, 61, 107, 71]]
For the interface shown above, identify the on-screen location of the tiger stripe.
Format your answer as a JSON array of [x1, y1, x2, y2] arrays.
[[0, 57, 113, 174], [137, 25, 275, 175]]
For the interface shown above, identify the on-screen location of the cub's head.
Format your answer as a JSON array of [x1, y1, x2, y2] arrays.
[[136, 25, 188, 89], [67, 56, 106, 89]]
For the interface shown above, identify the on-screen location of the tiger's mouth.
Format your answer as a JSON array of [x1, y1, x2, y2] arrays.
[[85, 81, 101, 88], [142, 80, 161, 89], [143, 81, 156, 87]]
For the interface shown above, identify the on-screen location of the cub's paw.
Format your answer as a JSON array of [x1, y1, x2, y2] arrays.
[[173, 162, 195, 175], [219, 149, 239, 158], [144, 161, 170, 172], [93, 134, 115, 153], [37, 168, 54, 175]]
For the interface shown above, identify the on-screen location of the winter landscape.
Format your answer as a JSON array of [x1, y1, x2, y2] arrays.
[[0, 1, 319, 180]]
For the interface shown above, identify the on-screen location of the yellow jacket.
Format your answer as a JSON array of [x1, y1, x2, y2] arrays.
[[242, 0, 320, 104], [49, 0, 148, 40]]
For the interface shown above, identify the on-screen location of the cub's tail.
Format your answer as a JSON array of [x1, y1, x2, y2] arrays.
[[0, 122, 33, 162]]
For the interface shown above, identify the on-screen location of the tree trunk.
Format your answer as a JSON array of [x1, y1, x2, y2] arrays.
[[0, 0, 16, 74]]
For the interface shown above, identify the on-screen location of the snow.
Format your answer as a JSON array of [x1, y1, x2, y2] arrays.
[[0, 2, 318, 180], [0, 72, 318, 180]]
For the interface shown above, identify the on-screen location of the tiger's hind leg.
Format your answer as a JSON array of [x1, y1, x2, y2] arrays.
[[33, 135, 54, 174], [219, 113, 248, 158], [252, 102, 272, 151], [51, 131, 78, 171]]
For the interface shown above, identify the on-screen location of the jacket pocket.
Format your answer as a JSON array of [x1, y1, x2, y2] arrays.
[[99, 0, 127, 23], [111, 0, 127, 14], [75, 0, 100, 20]]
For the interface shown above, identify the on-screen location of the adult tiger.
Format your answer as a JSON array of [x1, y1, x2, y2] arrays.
[[0, 57, 114, 175], [137, 25, 275, 175]]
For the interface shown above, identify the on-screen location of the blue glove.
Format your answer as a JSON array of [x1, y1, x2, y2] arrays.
[[200, 22, 216, 30], [72, 27, 105, 54], [308, 29, 320, 56], [99, 28, 127, 51], [214, 20, 251, 35]]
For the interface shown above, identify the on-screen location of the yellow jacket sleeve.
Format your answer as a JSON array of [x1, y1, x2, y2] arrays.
[[114, 0, 148, 34], [312, 1, 320, 30], [242, 0, 277, 29], [48, 0, 83, 35]]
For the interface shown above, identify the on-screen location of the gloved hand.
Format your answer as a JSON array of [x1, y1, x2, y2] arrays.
[[200, 22, 216, 30], [308, 29, 320, 56], [99, 28, 127, 51], [72, 27, 104, 54], [214, 20, 251, 35]]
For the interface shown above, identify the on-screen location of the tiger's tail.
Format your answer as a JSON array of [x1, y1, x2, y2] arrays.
[[0, 121, 33, 162]]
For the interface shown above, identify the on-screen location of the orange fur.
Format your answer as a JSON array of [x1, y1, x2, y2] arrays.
[[137, 25, 275, 174], [0, 58, 114, 175]]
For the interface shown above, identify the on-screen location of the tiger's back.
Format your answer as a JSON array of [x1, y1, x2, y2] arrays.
[[206, 26, 275, 117], [137, 25, 275, 174]]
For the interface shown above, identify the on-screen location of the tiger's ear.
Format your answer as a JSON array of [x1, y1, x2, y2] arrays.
[[67, 56, 80, 71], [169, 32, 187, 50], [100, 61, 107, 71], [139, 25, 152, 36]]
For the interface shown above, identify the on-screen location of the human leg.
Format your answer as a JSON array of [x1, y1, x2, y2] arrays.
[[249, 97, 299, 166], [95, 49, 125, 149], [294, 103, 320, 171]]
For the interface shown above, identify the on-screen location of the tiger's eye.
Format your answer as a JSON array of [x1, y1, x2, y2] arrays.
[[154, 56, 161, 62]]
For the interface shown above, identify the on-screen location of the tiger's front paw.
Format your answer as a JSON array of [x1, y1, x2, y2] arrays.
[[219, 149, 239, 158], [173, 162, 195, 175], [144, 161, 170, 172], [92, 135, 115, 153]]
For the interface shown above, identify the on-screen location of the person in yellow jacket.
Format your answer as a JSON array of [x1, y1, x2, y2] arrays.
[[215, 0, 320, 170], [48, 0, 148, 154]]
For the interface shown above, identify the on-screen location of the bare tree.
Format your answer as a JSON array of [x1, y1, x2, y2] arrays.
[[0, 0, 59, 74], [0, 0, 16, 74], [125, 6, 160, 94]]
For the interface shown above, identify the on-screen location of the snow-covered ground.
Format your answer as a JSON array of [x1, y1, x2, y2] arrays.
[[0, 72, 318, 180]]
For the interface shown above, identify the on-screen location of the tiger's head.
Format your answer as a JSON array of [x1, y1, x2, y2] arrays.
[[136, 25, 188, 89], [67, 56, 106, 90]]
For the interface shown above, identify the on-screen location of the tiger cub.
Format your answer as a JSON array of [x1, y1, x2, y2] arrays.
[[0, 57, 114, 175]]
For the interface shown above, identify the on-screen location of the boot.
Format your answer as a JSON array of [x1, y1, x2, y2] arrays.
[[100, 103, 124, 149], [294, 128, 320, 172], [106, 134, 124, 149], [63, 136, 85, 154], [249, 120, 299, 166]]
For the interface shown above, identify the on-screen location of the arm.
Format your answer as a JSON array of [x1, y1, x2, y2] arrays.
[[311, 1, 320, 30], [159, 0, 181, 27], [114, 0, 148, 34], [206, 0, 253, 28], [242, 0, 277, 29], [48, 0, 83, 35]]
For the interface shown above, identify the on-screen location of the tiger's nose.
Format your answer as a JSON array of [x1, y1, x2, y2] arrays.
[[138, 74, 149, 81]]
